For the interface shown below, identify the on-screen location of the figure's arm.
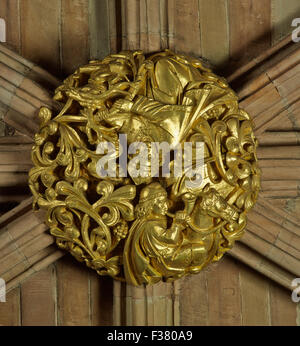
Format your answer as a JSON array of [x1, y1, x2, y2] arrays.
[[111, 96, 192, 121], [153, 212, 188, 244], [132, 96, 190, 118], [159, 224, 183, 244]]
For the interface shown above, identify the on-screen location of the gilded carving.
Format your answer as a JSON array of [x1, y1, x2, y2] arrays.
[[29, 50, 260, 285]]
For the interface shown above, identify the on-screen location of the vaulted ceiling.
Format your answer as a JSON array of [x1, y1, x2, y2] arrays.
[[0, 1, 300, 299]]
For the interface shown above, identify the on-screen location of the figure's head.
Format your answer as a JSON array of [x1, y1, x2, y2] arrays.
[[135, 182, 168, 217], [109, 58, 132, 77], [152, 195, 168, 216], [102, 53, 135, 81]]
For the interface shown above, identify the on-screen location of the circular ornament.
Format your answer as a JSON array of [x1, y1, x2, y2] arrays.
[[29, 50, 260, 286]]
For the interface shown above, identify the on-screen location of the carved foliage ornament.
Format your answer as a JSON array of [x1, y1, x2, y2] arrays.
[[29, 50, 260, 286]]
